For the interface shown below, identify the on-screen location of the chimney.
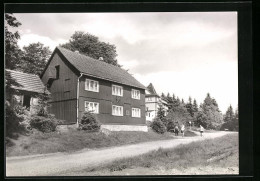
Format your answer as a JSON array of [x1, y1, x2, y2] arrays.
[[75, 50, 79, 53], [99, 57, 104, 61]]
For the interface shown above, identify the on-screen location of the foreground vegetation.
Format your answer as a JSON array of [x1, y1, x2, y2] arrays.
[[82, 133, 238, 175], [6, 128, 176, 157]]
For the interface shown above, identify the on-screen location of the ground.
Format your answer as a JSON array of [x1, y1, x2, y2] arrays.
[[6, 131, 237, 176]]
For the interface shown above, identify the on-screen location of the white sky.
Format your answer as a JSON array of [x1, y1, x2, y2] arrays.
[[14, 12, 238, 112]]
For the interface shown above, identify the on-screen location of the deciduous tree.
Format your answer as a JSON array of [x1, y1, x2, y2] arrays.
[[19, 42, 51, 75], [5, 13, 23, 70], [61, 31, 119, 66]]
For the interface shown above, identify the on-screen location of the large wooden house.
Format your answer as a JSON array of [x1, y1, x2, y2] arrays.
[[40, 47, 147, 131]]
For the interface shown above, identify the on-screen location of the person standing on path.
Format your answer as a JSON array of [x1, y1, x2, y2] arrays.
[[200, 125, 204, 137], [181, 124, 185, 137]]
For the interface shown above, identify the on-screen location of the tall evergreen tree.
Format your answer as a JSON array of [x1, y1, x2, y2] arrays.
[[185, 96, 194, 117], [224, 105, 235, 122], [195, 93, 223, 129], [193, 99, 198, 112]]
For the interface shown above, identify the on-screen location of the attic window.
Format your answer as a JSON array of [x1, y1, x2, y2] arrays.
[[55, 65, 60, 79]]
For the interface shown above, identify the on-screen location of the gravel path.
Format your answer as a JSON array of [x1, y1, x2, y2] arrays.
[[6, 131, 232, 176]]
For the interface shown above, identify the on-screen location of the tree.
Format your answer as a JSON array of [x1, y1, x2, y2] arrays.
[[235, 106, 239, 120], [5, 13, 23, 70], [193, 99, 198, 112], [185, 96, 194, 117], [19, 42, 51, 75], [223, 105, 235, 122], [61, 31, 119, 66], [195, 93, 223, 129], [161, 93, 166, 100], [157, 104, 166, 121]]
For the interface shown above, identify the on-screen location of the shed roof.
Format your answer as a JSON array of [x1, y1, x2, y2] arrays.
[[55, 46, 146, 90], [6, 69, 48, 94]]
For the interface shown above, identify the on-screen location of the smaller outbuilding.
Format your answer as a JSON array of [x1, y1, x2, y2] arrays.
[[5, 69, 49, 112]]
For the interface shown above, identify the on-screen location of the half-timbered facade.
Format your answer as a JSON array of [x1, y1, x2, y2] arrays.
[[145, 83, 168, 121], [41, 47, 147, 131]]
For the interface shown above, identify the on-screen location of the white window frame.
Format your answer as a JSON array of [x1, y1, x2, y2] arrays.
[[132, 108, 141, 118], [112, 84, 123, 97], [112, 105, 123, 116], [85, 79, 99, 92], [131, 89, 140, 100], [146, 97, 152, 101], [85, 101, 99, 114]]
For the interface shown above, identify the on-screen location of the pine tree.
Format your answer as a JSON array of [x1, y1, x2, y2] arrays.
[[224, 105, 235, 122], [185, 96, 194, 117], [193, 99, 198, 112], [195, 93, 223, 129]]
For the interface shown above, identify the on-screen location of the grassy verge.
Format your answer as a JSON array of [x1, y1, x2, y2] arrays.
[[6, 127, 175, 157], [84, 133, 238, 174]]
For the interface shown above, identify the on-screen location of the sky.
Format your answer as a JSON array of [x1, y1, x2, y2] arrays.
[[13, 12, 238, 113]]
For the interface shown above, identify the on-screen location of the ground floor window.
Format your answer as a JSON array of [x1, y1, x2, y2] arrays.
[[132, 108, 141, 118], [85, 101, 99, 114], [112, 105, 123, 116]]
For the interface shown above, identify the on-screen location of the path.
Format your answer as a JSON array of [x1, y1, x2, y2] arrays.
[[6, 131, 233, 176]]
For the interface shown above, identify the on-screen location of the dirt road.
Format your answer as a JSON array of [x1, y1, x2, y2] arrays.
[[6, 131, 232, 176]]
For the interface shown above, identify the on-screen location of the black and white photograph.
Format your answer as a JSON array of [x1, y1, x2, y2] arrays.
[[4, 5, 244, 177]]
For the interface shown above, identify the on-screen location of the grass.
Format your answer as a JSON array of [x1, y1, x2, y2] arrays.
[[84, 133, 238, 173], [6, 127, 175, 157]]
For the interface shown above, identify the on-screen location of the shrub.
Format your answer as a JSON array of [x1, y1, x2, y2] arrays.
[[5, 101, 28, 138], [80, 111, 101, 132], [30, 115, 58, 133], [150, 118, 167, 134], [166, 120, 176, 132], [220, 119, 238, 131]]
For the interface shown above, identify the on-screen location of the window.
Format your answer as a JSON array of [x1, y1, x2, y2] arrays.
[[30, 97, 38, 106], [112, 105, 123, 116], [64, 79, 70, 92], [85, 101, 99, 114], [85, 79, 99, 92], [146, 97, 152, 101], [131, 89, 140, 99], [112, 85, 123, 96], [55, 65, 60, 79], [132, 108, 141, 118]]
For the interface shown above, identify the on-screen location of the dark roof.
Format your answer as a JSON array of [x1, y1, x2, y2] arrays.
[[55, 46, 146, 90], [146, 83, 159, 97], [6, 69, 49, 94]]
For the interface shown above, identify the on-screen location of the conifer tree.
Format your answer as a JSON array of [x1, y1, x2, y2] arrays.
[[224, 105, 235, 122], [195, 93, 223, 129]]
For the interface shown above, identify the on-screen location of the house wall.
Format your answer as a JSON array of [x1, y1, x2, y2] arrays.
[[41, 52, 78, 124], [78, 75, 146, 125]]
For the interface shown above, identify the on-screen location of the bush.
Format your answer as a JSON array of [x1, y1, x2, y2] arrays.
[[5, 101, 28, 138], [166, 120, 176, 132], [220, 119, 238, 131], [150, 118, 167, 134], [80, 111, 101, 132], [30, 115, 58, 133]]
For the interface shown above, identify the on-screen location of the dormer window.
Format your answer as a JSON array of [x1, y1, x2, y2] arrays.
[[55, 65, 60, 79]]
